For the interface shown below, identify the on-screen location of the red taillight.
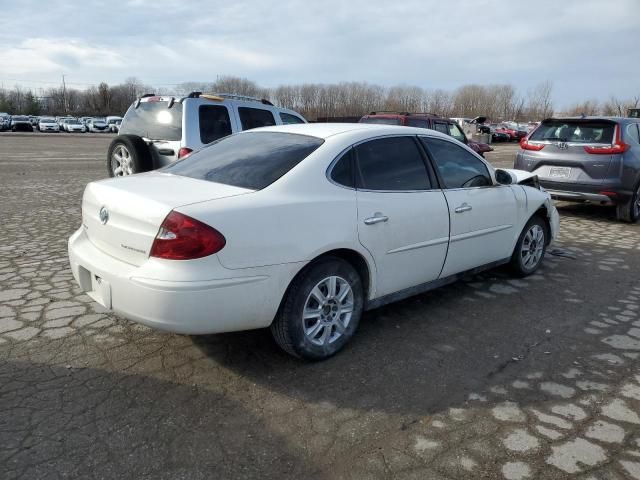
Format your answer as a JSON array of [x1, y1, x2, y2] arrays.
[[178, 147, 193, 159], [150, 211, 225, 260], [520, 137, 545, 151], [584, 125, 629, 155]]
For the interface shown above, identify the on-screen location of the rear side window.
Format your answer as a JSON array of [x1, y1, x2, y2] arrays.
[[355, 137, 430, 191], [163, 132, 323, 190], [626, 124, 640, 144], [330, 150, 354, 188], [279, 112, 305, 124], [407, 118, 429, 128], [199, 105, 232, 144], [529, 120, 615, 143], [238, 107, 276, 130], [120, 101, 183, 141], [421, 137, 492, 189]]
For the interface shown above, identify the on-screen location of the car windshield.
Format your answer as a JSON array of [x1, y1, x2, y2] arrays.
[[360, 117, 401, 125], [13, 116, 28, 121], [164, 131, 324, 190], [67, 120, 80, 125], [119, 101, 182, 141], [529, 120, 615, 143], [41, 118, 55, 122]]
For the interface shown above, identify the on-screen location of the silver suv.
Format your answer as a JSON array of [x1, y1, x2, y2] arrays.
[[515, 117, 640, 222], [107, 92, 307, 177]]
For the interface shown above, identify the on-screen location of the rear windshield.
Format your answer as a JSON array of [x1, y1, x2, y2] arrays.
[[164, 132, 324, 190], [529, 120, 615, 144], [360, 117, 401, 125], [120, 101, 182, 141]]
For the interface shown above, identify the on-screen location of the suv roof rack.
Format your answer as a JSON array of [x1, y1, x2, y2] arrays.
[[368, 111, 439, 117], [140, 93, 156, 98], [187, 91, 274, 106]]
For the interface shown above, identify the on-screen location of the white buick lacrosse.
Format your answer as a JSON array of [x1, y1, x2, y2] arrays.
[[69, 123, 559, 359]]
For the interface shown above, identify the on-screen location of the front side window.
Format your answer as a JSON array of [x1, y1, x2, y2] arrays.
[[199, 105, 232, 144], [433, 122, 448, 134], [421, 137, 492, 189], [448, 123, 467, 143], [164, 132, 323, 190], [238, 107, 276, 130], [279, 112, 305, 124], [355, 136, 430, 191]]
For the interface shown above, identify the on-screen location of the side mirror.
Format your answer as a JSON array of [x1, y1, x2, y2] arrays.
[[495, 169, 518, 185]]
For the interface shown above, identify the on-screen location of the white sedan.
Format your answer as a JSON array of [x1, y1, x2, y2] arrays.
[[68, 124, 559, 359]]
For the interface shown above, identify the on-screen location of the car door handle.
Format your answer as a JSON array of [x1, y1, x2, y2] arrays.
[[364, 213, 389, 225], [455, 203, 473, 213]]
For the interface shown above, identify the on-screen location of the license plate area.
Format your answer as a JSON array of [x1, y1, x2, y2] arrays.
[[78, 265, 112, 308], [548, 167, 572, 179]]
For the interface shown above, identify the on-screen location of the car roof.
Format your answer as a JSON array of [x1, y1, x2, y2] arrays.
[[252, 122, 453, 141]]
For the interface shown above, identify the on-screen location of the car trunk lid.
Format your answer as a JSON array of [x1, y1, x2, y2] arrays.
[[81, 172, 253, 266]]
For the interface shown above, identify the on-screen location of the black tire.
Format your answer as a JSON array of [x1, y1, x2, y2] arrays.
[[271, 257, 364, 360], [615, 183, 640, 223], [510, 215, 548, 277], [107, 134, 152, 177]]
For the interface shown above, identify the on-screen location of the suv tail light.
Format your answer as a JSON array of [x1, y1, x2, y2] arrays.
[[520, 137, 545, 151], [150, 211, 225, 260], [178, 147, 193, 159], [584, 125, 629, 155]]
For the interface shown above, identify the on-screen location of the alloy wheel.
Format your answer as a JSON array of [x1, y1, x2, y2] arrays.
[[521, 224, 545, 270], [111, 145, 133, 176], [302, 276, 354, 346]]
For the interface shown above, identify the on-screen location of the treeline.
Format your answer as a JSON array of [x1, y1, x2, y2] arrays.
[[1, 75, 638, 121]]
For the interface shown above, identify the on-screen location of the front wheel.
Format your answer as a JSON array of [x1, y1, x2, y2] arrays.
[[510, 216, 547, 277], [271, 257, 364, 360]]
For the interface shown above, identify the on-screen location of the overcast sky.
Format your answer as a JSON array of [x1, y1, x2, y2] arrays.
[[0, 0, 638, 108]]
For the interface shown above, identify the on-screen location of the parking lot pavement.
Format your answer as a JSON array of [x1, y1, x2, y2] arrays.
[[2, 133, 640, 479]]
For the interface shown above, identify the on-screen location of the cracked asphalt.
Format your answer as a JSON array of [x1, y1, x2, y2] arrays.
[[1, 133, 640, 479]]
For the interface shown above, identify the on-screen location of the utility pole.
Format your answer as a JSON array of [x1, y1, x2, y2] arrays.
[[62, 74, 67, 114]]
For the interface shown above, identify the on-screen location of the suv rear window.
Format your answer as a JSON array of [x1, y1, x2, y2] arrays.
[[359, 117, 401, 125], [529, 120, 615, 144], [120, 101, 183, 141], [164, 132, 324, 190]]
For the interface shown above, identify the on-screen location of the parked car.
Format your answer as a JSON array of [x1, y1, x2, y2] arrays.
[[87, 118, 110, 133], [488, 124, 511, 142], [69, 123, 559, 359], [29, 116, 40, 127], [38, 117, 60, 132], [57, 116, 75, 129], [107, 92, 307, 177], [0, 113, 9, 131], [62, 119, 87, 133], [10, 115, 33, 132], [515, 116, 640, 222], [359, 112, 494, 156], [106, 116, 123, 132]]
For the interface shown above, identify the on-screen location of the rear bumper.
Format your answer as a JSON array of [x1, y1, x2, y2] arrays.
[[68, 228, 297, 335], [540, 180, 632, 205]]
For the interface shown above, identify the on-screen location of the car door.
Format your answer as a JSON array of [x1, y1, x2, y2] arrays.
[[420, 136, 518, 278], [353, 136, 450, 297]]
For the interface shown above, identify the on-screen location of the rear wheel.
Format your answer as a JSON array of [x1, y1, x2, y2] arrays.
[[510, 215, 547, 277], [271, 257, 364, 360], [616, 184, 640, 223], [107, 135, 152, 177]]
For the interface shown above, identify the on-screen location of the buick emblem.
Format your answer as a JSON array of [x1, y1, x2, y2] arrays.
[[99, 207, 109, 225]]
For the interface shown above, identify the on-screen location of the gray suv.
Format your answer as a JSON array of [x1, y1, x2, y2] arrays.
[[107, 92, 306, 177], [515, 117, 640, 222]]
